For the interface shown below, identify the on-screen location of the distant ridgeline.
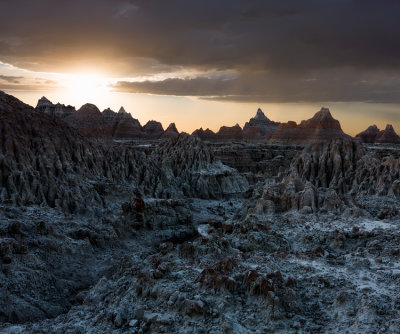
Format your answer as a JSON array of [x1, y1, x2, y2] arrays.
[[30, 94, 400, 144]]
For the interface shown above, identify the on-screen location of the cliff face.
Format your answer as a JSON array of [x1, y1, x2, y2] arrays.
[[271, 107, 349, 143]]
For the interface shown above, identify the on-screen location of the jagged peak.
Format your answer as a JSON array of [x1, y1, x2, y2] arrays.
[[254, 108, 269, 121], [118, 106, 126, 114], [385, 124, 395, 132], [166, 122, 178, 133], [312, 107, 334, 121], [39, 96, 51, 102], [37, 96, 53, 106]]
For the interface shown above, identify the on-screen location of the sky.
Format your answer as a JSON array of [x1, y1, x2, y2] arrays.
[[0, 0, 400, 135]]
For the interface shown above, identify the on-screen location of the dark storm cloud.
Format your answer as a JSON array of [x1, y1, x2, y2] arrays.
[[111, 69, 400, 103], [1, 0, 400, 102]]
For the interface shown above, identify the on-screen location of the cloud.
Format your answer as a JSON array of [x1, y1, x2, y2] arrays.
[[0, 75, 59, 92], [111, 68, 400, 103], [0, 75, 23, 83], [1, 0, 400, 102]]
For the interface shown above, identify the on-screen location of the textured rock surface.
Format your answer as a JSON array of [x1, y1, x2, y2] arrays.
[[143, 120, 164, 139], [272, 107, 349, 143], [1, 91, 400, 333], [357, 124, 400, 144], [65, 103, 112, 139], [376, 124, 400, 144], [102, 107, 144, 139], [243, 108, 280, 139], [36, 96, 76, 118], [192, 127, 216, 140], [162, 123, 179, 139], [263, 139, 400, 214], [113, 112, 143, 140], [216, 123, 243, 140], [355, 124, 380, 143]]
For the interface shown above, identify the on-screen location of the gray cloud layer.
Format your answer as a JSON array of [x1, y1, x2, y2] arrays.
[[1, 0, 400, 102]]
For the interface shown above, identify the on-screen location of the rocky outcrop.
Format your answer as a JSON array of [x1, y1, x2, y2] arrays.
[[102, 107, 144, 139], [271, 107, 349, 143], [0, 91, 35, 113], [376, 124, 400, 144], [356, 124, 400, 144], [35, 96, 53, 114], [65, 103, 112, 139], [355, 125, 380, 143], [216, 124, 243, 140], [2, 90, 400, 333], [1, 93, 249, 212], [192, 127, 216, 140], [262, 138, 400, 214], [243, 108, 279, 139], [102, 107, 117, 130], [142, 135, 249, 198], [113, 110, 144, 140], [143, 120, 164, 139], [162, 123, 179, 139], [36, 96, 76, 118]]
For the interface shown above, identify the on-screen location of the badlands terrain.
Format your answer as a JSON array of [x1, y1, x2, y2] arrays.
[[0, 91, 400, 333]]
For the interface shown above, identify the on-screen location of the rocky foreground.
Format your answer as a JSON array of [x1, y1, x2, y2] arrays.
[[1, 91, 400, 333]]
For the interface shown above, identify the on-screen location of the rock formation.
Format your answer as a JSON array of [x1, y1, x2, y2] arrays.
[[65, 103, 111, 139], [216, 123, 243, 140], [143, 120, 164, 139], [102, 107, 117, 130], [376, 124, 400, 144], [192, 127, 216, 140], [102, 107, 144, 139], [162, 123, 179, 139], [271, 107, 349, 143], [355, 125, 380, 143], [113, 109, 144, 140], [1, 91, 400, 333], [262, 138, 400, 214], [36, 96, 76, 118], [243, 108, 279, 139]]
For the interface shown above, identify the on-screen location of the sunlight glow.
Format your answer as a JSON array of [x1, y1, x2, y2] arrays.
[[63, 73, 110, 103]]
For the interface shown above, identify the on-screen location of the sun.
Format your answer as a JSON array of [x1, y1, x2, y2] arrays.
[[63, 73, 110, 104]]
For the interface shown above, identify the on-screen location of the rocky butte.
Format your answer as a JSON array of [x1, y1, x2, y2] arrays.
[[357, 124, 400, 144], [243, 108, 280, 139], [1, 90, 400, 333], [271, 107, 350, 143]]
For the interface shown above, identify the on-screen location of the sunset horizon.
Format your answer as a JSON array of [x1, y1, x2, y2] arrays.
[[1, 1, 400, 136]]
